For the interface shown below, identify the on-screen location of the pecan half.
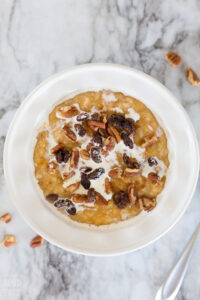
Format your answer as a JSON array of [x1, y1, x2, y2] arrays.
[[142, 196, 157, 212], [73, 194, 90, 203], [1, 235, 17, 248], [95, 192, 108, 205], [135, 198, 144, 210], [30, 235, 44, 248], [105, 178, 113, 194], [141, 134, 158, 148], [63, 170, 75, 180], [63, 125, 76, 141], [57, 105, 79, 118], [103, 136, 115, 152], [124, 168, 141, 177], [65, 181, 80, 193], [86, 142, 94, 151], [70, 149, 79, 169], [165, 52, 181, 67], [186, 68, 200, 86], [148, 172, 160, 182], [98, 128, 108, 138], [80, 149, 90, 160], [128, 184, 137, 205], [50, 143, 64, 154], [0, 213, 11, 223], [88, 120, 106, 131], [48, 161, 57, 174], [108, 168, 122, 178], [107, 125, 122, 143]]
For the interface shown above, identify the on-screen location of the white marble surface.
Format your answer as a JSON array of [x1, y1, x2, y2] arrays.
[[0, 0, 200, 299]]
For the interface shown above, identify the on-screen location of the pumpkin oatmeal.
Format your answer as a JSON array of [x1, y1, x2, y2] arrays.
[[33, 90, 169, 226]]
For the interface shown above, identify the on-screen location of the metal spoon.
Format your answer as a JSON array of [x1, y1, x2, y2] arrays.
[[155, 223, 200, 300]]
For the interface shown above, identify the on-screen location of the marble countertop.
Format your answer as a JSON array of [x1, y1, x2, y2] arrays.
[[0, 0, 200, 299]]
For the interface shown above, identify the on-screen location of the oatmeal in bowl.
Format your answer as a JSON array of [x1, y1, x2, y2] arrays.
[[34, 90, 169, 226]]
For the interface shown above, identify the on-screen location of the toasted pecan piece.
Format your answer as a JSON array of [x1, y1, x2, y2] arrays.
[[30, 235, 44, 248], [103, 136, 116, 152], [86, 142, 94, 151], [63, 170, 75, 180], [1, 235, 17, 248], [141, 134, 158, 148], [65, 182, 80, 193], [107, 124, 122, 143], [0, 213, 11, 223], [73, 194, 90, 203], [95, 192, 108, 205], [105, 178, 113, 194], [48, 161, 57, 174], [80, 149, 90, 160], [124, 168, 141, 177], [186, 68, 200, 86], [63, 125, 77, 141], [88, 120, 106, 131], [165, 52, 181, 67], [70, 149, 79, 169], [108, 168, 122, 178], [148, 172, 160, 182], [135, 198, 144, 210], [57, 105, 79, 118], [142, 196, 157, 212], [50, 143, 64, 154], [128, 184, 137, 205]]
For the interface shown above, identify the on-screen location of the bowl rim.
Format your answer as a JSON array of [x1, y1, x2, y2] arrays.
[[3, 63, 200, 256]]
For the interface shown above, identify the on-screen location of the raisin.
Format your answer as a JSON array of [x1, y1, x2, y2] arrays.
[[81, 173, 91, 190], [91, 147, 102, 163], [132, 161, 140, 169], [113, 191, 129, 209], [76, 112, 89, 121], [91, 113, 101, 121], [55, 149, 70, 163], [87, 188, 96, 202], [122, 153, 132, 168], [123, 118, 135, 134], [108, 114, 125, 130], [92, 132, 102, 147], [121, 132, 133, 149], [46, 193, 58, 202], [65, 200, 77, 215], [54, 199, 69, 208], [80, 166, 92, 173], [88, 168, 105, 180], [74, 124, 85, 137], [148, 157, 158, 167]]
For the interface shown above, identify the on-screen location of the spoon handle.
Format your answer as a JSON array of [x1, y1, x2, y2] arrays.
[[156, 223, 200, 300]]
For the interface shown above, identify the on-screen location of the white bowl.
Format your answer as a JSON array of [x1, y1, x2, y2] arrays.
[[3, 64, 199, 256]]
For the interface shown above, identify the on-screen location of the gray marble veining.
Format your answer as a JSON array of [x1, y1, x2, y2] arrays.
[[0, 0, 199, 299]]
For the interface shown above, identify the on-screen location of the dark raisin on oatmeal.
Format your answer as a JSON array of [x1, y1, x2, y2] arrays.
[[113, 191, 129, 209], [88, 168, 105, 180], [87, 188, 96, 202], [74, 124, 86, 137], [91, 147, 102, 163], [92, 132, 103, 147], [122, 153, 132, 168], [91, 113, 101, 121], [65, 200, 77, 215], [148, 157, 158, 167], [108, 114, 125, 130], [76, 112, 89, 121], [55, 149, 71, 163], [81, 173, 91, 190], [46, 193, 58, 202], [121, 132, 133, 149], [54, 199, 69, 208], [80, 166, 93, 173], [132, 161, 140, 169], [123, 118, 135, 134]]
